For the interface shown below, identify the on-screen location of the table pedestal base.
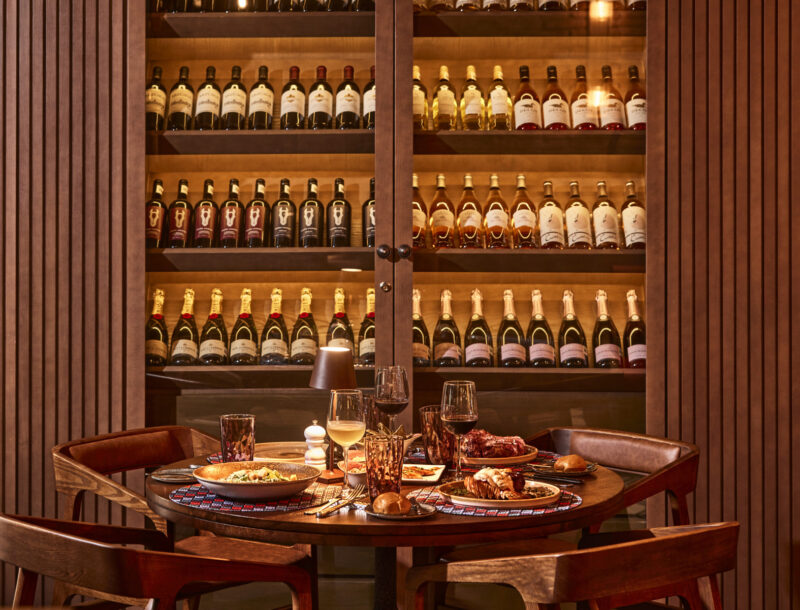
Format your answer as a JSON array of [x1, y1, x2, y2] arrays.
[[374, 546, 397, 610]]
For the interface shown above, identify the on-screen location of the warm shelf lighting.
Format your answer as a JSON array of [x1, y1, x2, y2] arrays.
[[589, 0, 614, 20], [340, 268, 363, 273], [238, 0, 248, 7], [590, 87, 605, 107]]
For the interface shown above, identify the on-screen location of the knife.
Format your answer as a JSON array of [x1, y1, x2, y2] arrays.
[[525, 473, 584, 485]]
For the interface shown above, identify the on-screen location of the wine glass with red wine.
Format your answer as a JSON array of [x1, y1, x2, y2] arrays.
[[440, 380, 478, 480], [374, 366, 409, 433]]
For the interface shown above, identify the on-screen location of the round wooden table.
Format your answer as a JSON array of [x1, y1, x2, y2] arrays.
[[146, 457, 625, 610]]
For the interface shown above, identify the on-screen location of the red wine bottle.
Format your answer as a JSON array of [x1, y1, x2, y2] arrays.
[[192, 179, 218, 248], [361, 178, 376, 247], [167, 179, 192, 248], [194, 65, 221, 130], [271, 179, 296, 247], [248, 65, 274, 130], [166, 66, 193, 131], [145, 179, 167, 249], [335, 65, 361, 129], [219, 178, 244, 248], [145, 289, 169, 366], [362, 65, 376, 129], [244, 178, 268, 248], [308, 65, 334, 129], [221, 65, 247, 130], [145, 66, 167, 131], [280, 66, 306, 130], [326, 178, 351, 247], [299, 178, 324, 247]]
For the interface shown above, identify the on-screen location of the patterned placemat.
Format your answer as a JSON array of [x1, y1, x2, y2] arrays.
[[169, 481, 342, 514], [406, 486, 582, 518]]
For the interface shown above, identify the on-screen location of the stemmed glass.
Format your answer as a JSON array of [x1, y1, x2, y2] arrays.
[[440, 380, 478, 480], [326, 389, 366, 492], [374, 366, 409, 433]]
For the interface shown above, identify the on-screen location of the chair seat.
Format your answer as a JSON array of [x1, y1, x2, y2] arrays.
[[176, 535, 308, 566], [441, 537, 575, 563]]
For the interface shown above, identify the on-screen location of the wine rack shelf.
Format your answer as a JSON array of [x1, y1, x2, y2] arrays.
[[414, 368, 645, 392], [414, 11, 646, 38], [147, 11, 376, 39], [412, 249, 645, 274], [146, 130, 375, 155], [146, 247, 375, 272], [413, 131, 645, 156]]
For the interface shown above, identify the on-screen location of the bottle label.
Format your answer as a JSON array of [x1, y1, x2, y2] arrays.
[[436, 90, 456, 116], [543, 97, 570, 128], [431, 209, 455, 230], [272, 205, 295, 240], [514, 96, 541, 129], [458, 209, 482, 229], [539, 207, 565, 245], [529, 343, 555, 362], [364, 203, 376, 240], [413, 342, 430, 360], [291, 338, 318, 357], [434, 342, 462, 361], [456, 0, 480, 7], [336, 87, 360, 115], [222, 86, 247, 118], [412, 87, 426, 116], [485, 209, 509, 230], [412, 209, 427, 235], [571, 98, 599, 127], [622, 207, 647, 246], [195, 86, 221, 117], [300, 205, 322, 240], [199, 339, 227, 359], [249, 85, 274, 116], [146, 204, 166, 241], [359, 337, 376, 356], [145, 87, 167, 117], [595, 343, 622, 364], [327, 204, 350, 240], [245, 206, 266, 241], [626, 98, 647, 126], [463, 89, 483, 116], [489, 89, 509, 116], [559, 343, 586, 362], [262, 338, 289, 357], [465, 343, 492, 362], [308, 89, 333, 116], [281, 90, 305, 116], [599, 98, 626, 127], [592, 207, 620, 246], [168, 86, 193, 116], [512, 208, 536, 231], [627, 343, 647, 361], [171, 339, 198, 359], [231, 338, 257, 358], [363, 88, 376, 116], [566, 206, 592, 246], [194, 206, 217, 241], [220, 206, 242, 241], [501, 343, 526, 361], [328, 337, 353, 351], [168, 206, 190, 241], [145, 339, 168, 359]]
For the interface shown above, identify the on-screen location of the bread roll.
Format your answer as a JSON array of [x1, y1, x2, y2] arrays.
[[372, 492, 411, 515], [554, 454, 587, 472]]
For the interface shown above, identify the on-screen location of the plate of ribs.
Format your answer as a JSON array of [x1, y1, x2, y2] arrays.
[[437, 467, 561, 509], [460, 429, 539, 466]]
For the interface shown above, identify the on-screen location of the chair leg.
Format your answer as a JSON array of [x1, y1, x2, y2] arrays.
[[51, 581, 76, 606], [12, 568, 38, 606], [146, 598, 178, 610]]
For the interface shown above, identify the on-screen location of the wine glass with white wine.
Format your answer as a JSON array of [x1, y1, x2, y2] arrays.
[[440, 380, 478, 481], [326, 389, 366, 492]]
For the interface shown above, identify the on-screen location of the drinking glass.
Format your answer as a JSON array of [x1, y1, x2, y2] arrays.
[[374, 366, 409, 432], [326, 389, 366, 491], [440, 380, 478, 480], [419, 404, 456, 467], [219, 414, 256, 462], [365, 435, 404, 502]]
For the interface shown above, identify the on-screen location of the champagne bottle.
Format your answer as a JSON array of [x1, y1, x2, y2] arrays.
[[363, 65, 376, 130], [145, 66, 167, 131], [513, 65, 542, 130], [483, 0, 508, 9], [558, 289, 587, 368], [326, 288, 355, 353], [260, 288, 290, 365], [538, 180, 565, 249], [248, 65, 274, 130], [412, 173, 429, 248], [230, 288, 258, 365], [412, 289, 432, 367], [357, 288, 376, 366], [429, 174, 456, 248], [145, 179, 167, 249], [221, 65, 247, 130], [244, 178, 268, 248], [280, 66, 306, 130], [433, 289, 462, 366], [145, 288, 169, 366], [599, 65, 626, 130], [621, 180, 646, 249], [166, 66, 193, 131], [308, 65, 334, 130], [526, 289, 555, 367], [362, 177, 376, 248], [456, 174, 484, 249], [625, 66, 647, 130], [271, 179, 296, 247], [591, 181, 620, 249], [170, 288, 200, 365], [542, 65, 570, 129], [412, 65, 429, 132], [432, 65, 457, 131], [497, 289, 526, 367], [290, 287, 319, 364], [510, 174, 537, 248], [464, 288, 493, 367], [487, 65, 512, 130], [193, 179, 218, 248], [219, 178, 244, 248], [565, 181, 592, 249], [198, 288, 229, 365], [623, 289, 647, 368], [570, 65, 599, 130], [194, 65, 221, 130], [327, 178, 351, 247], [299, 178, 324, 247], [484, 174, 510, 248], [592, 289, 622, 368], [460, 65, 485, 130], [335, 65, 361, 129]]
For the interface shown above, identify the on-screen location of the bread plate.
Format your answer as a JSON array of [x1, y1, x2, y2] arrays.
[[364, 502, 436, 520], [402, 464, 446, 483], [529, 461, 598, 477], [436, 479, 561, 509], [461, 445, 539, 466], [193, 461, 320, 501]]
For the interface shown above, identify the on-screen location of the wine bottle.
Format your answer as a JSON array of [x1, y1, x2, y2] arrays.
[[565, 181, 592, 249], [623, 289, 646, 368], [558, 289, 587, 368], [432, 65, 457, 131], [412, 65, 429, 132], [298, 178, 324, 247], [429, 174, 456, 248], [570, 65, 599, 130], [412, 173, 428, 248], [510, 174, 537, 248], [193, 179, 218, 248], [433, 289, 462, 366], [599, 65, 627, 130], [483, 0, 507, 8], [170, 288, 200, 365], [362, 66, 376, 130], [510, 0, 535, 9], [621, 180, 646, 249], [166, 66, 193, 131], [145, 288, 169, 367], [625, 65, 647, 130], [244, 178, 268, 248], [218, 179, 244, 248], [335, 65, 361, 129], [362, 177, 376, 247], [513, 65, 542, 130], [456, 0, 480, 9], [352, 0, 375, 10], [280, 66, 306, 130], [484, 174, 510, 249], [592, 289, 622, 368], [592, 181, 620, 250], [327, 178, 351, 247], [412, 288, 432, 367], [538, 0, 566, 8], [460, 65, 485, 130], [290, 287, 319, 364], [498, 289, 526, 367], [538, 180, 565, 249], [260, 288, 290, 364], [198, 288, 229, 365], [414, 0, 429, 11], [569, 0, 590, 9], [357, 288, 376, 366], [167, 179, 192, 248], [429, 0, 455, 9], [145, 66, 167, 131], [326, 0, 348, 9], [464, 288, 493, 367], [487, 65, 512, 130], [301, 0, 325, 10], [221, 65, 247, 130], [326, 288, 354, 353], [526, 289, 556, 367], [271, 179, 296, 247], [308, 65, 333, 130], [230, 288, 258, 365], [248, 65, 274, 130], [542, 65, 570, 129], [456, 174, 483, 249], [194, 66, 221, 130], [145, 179, 168, 249]]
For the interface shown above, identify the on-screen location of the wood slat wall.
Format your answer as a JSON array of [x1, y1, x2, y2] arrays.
[[0, 0, 144, 603], [647, 1, 798, 608]]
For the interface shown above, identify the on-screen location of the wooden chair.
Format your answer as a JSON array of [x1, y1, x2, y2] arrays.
[[0, 513, 313, 610], [406, 522, 739, 610]]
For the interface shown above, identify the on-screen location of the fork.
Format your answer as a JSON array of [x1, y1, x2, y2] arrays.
[[316, 484, 365, 519]]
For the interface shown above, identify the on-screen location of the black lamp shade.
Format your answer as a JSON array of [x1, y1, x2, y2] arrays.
[[309, 347, 357, 390]]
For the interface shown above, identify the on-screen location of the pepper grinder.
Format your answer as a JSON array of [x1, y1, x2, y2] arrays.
[[304, 420, 327, 468]]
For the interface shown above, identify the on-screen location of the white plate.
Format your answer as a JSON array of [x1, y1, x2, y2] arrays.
[[402, 464, 446, 483], [193, 461, 320, 501], [461, 445, 539, 466], [436, 479, 561, 509], [253, 441, 317, 464]]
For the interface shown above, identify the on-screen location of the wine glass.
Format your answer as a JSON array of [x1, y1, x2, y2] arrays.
[[440, 380, 478, 480], [374, 366, 409, 433], [326, 389, 366, 492]]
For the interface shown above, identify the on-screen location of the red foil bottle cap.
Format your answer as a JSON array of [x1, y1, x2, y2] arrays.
[[343, 65, 354, 80], [316, 65, 327, 80]]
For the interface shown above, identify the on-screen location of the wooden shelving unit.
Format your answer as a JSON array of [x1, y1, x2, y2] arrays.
[[146, 130, 375, 155], [413, 131, 645, 156], [412, 249, 645, 274], [146, 247, 375, 272]]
